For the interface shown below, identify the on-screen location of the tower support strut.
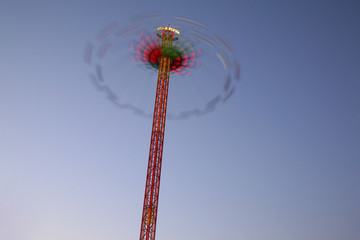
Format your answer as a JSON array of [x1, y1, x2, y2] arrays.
[[139, 27, 177, 240]]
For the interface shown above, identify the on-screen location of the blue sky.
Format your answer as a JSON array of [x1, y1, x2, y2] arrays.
[[1, 1, 359, 239]]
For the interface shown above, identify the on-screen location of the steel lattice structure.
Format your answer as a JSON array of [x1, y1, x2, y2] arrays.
[[85, 16, 241, 240], [139, 27, 178, 240]]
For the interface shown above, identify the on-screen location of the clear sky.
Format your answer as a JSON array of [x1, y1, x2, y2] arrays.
[[1, 1, 359, 240]]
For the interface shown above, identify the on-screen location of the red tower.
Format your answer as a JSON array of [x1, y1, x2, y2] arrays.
[[139, 27, 179, 240]]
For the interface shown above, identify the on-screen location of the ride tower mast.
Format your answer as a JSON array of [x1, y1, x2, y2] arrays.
[[139, 26, 180, 240]]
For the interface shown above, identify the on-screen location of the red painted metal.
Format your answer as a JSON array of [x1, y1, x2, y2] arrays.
[[139, 29, 175, 240]]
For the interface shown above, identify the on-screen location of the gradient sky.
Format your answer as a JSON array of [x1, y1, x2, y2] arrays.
[[1, 1, 359, 240]]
